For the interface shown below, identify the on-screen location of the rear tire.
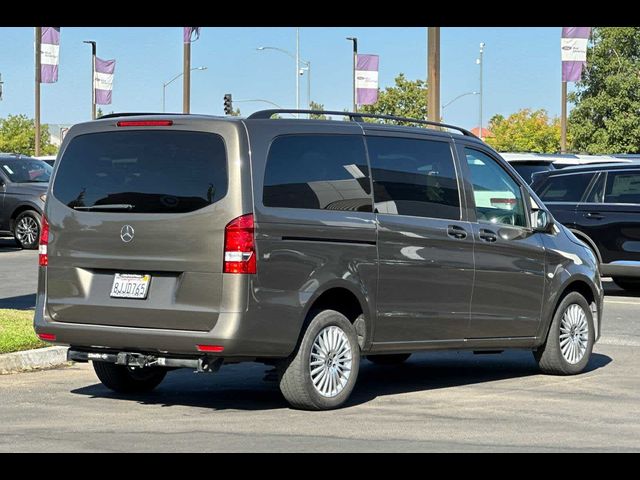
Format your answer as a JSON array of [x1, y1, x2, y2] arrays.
[[278, 310, 360, 410], [534, 292, 594, 375], [93, 361, 167, 393], [13, 210, 41, 250], [612, 277, 640, 292], [366, 353, 411, 365]]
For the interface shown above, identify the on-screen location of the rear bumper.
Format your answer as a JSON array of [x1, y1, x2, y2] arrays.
[[34, 306, 293, 358], [600, 261, 640, 278]]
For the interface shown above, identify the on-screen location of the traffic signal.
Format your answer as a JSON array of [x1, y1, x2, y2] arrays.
[[223, 94, 233, 115]]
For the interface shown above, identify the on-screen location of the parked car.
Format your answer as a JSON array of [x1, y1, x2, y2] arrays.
[[503, 152, 632, 184], [532, 162, 640, 291], [34, 111, 603, 410], [34, 155, 57, 167], [0, 153, 52, 249]]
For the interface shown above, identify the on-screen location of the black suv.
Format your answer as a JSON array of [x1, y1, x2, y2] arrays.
[[532, 162, 640, 291], [0, 154, 52, 249], [35, 110, 602, 410]]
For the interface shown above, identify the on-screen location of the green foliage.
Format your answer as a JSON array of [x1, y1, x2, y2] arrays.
[[360, 74, 428, 123], [309, 101, 327, 120], [230, 107, 241, 117], [0, 309, 45, 354], [569, 27, 640, 153], [485, 109, 561, 153], [97, 107, 104, 118], [0, 114, 57, 156]]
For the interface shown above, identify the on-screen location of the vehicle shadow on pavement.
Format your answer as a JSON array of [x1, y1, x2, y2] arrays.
[[0, 237, 20, 252], [602, 280, 640, 298], [69, 350, 612, 411], [0, 293, 36, 310]]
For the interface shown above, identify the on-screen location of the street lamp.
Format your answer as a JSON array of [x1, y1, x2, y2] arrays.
[[256, 46, 311, 112], [83, 40, 97, 120], [162, 66, 207, 112], [441, 91, 479, 122], [346, 37, 358, 112], [476, 42, 485, 140]]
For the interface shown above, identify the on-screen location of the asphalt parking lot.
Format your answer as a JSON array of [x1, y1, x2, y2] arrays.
[[1, 237, 639, 452]]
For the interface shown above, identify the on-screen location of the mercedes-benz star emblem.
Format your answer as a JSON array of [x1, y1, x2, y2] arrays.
[[120, 225, 135, 243]]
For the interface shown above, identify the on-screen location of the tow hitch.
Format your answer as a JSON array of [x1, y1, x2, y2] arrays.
[[68, 349, 223, 373]]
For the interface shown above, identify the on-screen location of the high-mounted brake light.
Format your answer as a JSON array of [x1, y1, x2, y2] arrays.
[[490, 198, 517, 205], [39, 215, 49, 267], [223, 213, 256, 274], [116, 120, 173, 127]]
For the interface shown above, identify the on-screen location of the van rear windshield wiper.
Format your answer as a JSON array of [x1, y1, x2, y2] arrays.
[[73, 204, 135, 211]]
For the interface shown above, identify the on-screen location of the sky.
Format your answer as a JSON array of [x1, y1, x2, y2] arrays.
[[0, 27, 570, 130]]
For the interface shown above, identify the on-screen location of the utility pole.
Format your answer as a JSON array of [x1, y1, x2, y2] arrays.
[[0, 73, 4, 102], [83, 41, 97, 120], [560, 81, 567, 153], [35, 27, 41, 157], [346, 37, 358, 112], [183, 38, 191, 113], [427, 27, 440, 122]]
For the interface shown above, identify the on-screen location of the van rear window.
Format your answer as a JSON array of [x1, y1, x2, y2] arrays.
[[52, 130, 227, 214]]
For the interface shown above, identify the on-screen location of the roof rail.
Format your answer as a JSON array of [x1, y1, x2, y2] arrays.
[[247, 109, 476, 137]]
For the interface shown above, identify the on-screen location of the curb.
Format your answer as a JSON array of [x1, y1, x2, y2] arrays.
[[0, 346, 70, 375]]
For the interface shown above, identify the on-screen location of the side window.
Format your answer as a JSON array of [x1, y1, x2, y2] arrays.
[[366, 136, 460, 220], [263, 135, 372, 212], [604, 171, 640, 204], [585, 173, 605, 203], [536, 173, 595, 203], [464, 148, 527, 227]]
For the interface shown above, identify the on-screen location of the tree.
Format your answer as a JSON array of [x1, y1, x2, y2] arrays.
[[569, 27, 640, 153], [97, 107, 104, 118], [230, 107, 241, 117], [309, 101, 327, 120], [0, 114, 57, 156], [485, 109, 561, 153], [360, 74, 428, 123]]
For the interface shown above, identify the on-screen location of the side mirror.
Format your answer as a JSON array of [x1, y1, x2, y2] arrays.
[[532, 208, 554, 233]]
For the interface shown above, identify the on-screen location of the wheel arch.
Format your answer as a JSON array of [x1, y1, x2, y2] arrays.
[[569, 228, 602, 265]]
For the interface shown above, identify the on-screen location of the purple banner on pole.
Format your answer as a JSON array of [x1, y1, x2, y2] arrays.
[[184, 27, 201, 43], [356, 54, 379, 105], [40, 27, 60, 83], [94, 57, 116, 105], [561, 27, 591, 82]]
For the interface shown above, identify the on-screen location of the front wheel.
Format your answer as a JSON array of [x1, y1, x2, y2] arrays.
[[14, 210, 41, 250], [278, 310, 360, 410], [93, 361, 167, 393], [534, 291, 594, 375]]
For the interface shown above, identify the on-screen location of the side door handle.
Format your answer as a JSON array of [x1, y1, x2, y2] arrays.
[[585, 212, 604, 220], [479, 228, 498, 243], [447, 225, 467, 239]]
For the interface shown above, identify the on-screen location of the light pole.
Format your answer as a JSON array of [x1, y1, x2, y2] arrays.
[[476, 42, 485, 140], [427, 28, 441, 122], [441, 91, 479, 122], [83, 40, 97, 120], [162, 66, 207, 112], [256, 46, 311, 110], [0, 73, 4, 101], [346, 37, 357, 112]]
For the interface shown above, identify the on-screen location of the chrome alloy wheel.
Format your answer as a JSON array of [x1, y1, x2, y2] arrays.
[[15, 216, 39, 246], [559, 304, 589, 364], [309, 326, 353, 398]]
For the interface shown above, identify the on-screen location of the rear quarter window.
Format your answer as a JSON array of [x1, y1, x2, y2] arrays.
[[52, 130, 228, 214], [263, 134, 372, 212], [535, 173, 595, 203]]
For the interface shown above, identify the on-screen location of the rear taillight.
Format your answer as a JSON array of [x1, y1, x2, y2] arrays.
[[37, 333, 56, 341], [197, 345, 224, 353], [223, 213, 256, 274], [39, 215, 49, 267]]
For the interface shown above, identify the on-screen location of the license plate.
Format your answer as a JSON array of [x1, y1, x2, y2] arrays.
[[110, 273, 151, 299]]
